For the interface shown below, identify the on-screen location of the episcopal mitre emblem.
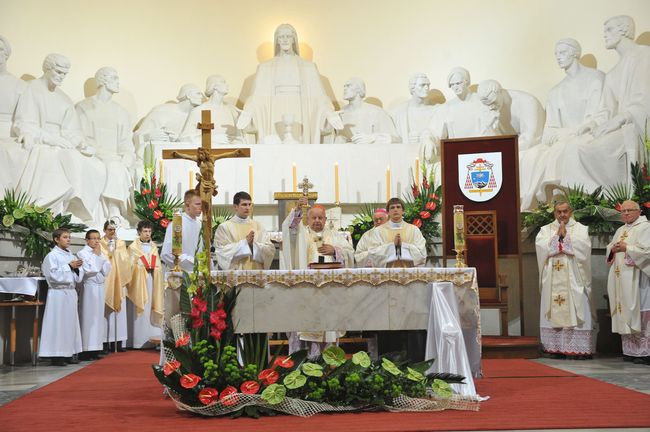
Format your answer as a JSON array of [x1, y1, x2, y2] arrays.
[[457, 152, 502, 202]]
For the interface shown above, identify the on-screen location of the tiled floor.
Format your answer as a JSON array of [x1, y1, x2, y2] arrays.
[[1, 354, 649, 432]]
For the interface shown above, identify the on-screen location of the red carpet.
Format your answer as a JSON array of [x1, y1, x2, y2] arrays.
[[1, 351, 649, 431], [481, 358, 576, 378]]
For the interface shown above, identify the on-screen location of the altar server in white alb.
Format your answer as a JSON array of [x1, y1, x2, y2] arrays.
[[77, 229, 111, 359], [40, 228, 85, 366], [281, 197, 354, 356], [607, 200, 650, 365], [127, 220, 164, 349], [362, 198, 427, 268], [535, 201, 594, 359], [214, 191, 275, 270]]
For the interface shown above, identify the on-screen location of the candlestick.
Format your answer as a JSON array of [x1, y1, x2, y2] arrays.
[[189, 171, 194, 189], [249, 164, 254, 199], [453, 205, 467, 267], [386, 165, 391, 202], [334, 162, 340, 205], [415, 157, 420, 187], [292, 163, 297, 192]]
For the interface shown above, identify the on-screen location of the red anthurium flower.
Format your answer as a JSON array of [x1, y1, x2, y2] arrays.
[[192, 297, 208, 312], [192, 317, 204, 329], [198, 387, 219, 405], [175, 334, 190, 347], [154, 188, 162, 198], [163, 360, 181, 376], [220, 386, 239, 406], [215, 320, 227, 331], [148, 199, 158, 209], [615, 202, 622, 212], [152, 209, 163, 220], [142, 188, 151, 195], [160, 218, 170, 228], [258, 368, 279, 385], [429, 193, 438, 199], [412, 219, 423, 228], [240, 381, 260, 394], [210, 329, 223, 340], [273, 356, 295, 369], [179, 373, 201, 389], [420, 211, 431, 219], [425, 202, 437, 211], [644, 202, 650, 209]]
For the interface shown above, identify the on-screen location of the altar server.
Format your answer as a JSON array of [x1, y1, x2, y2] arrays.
[[40, 228, 85, 366], [607, 200, 650, 365], [214, 191, 275, 270], [535, 201, 594, 359], [77, 229, 111, 359]]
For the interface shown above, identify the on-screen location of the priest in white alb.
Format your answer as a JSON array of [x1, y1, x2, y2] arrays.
[[354, 207, 388, 267], [214, 191, 275, 270], [535, 201, 594, 359], [281, 197, 354, 356], [606, 200, 650, 365]]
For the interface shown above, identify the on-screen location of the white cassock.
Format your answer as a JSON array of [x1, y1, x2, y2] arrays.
[[39, 246, 84, 357], [180, 102, 242, 145], [160, 212, 202, 325], [0, 72, 27, 190], [213, 216, 275, 270], [76, 96, 134, 220], [364, 220, 427, 268], [606, 216, 650, 357], [334, 102, 399, 144], [243, 55, 333, 144], [77, 245, 111, 352], [535, 219, 594, 355], [281, 207, 354, 350]]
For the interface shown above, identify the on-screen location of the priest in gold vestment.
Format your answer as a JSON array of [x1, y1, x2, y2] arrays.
[[213, 192, 275, 270], [101, 221, 131, 350]]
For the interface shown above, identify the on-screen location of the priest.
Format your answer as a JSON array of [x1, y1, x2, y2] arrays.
[[535, 201, 594, 359], [281, 196, 354, 356], [214, 191, 275, 270], [606, 200, 650, 365], [354, 207, 389, 267]]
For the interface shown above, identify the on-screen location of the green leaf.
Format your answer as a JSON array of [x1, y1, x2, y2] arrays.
[[351, 351, 371, 368], [283, 370, 306, 389], [409, 359, 434, 374], [431, 378, 453, 398], [261, 384, 286, 405], [381, 358, 402, 376], [301, 362, 324, 377], [322, 345, 346, 367], [406, 367, 425, 382]]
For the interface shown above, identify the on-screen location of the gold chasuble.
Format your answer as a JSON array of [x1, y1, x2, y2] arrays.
[[213, 217, 275, 270], [364, 220, 427, 268], [127, 238, 164, 326], [100, 238, 131, 312]]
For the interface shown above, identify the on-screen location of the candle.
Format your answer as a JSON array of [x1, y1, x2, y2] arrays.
[[172, 209, 183, 256], [415, 158, 420, 187], [159, 159, 164, 184], [189, 171, 194, 189], [453, 205, 465, 250], [334, 162, 340, 204], [292, 163, 297, 192], [249, 164, 254, 199], [386, 165, 391, 202]]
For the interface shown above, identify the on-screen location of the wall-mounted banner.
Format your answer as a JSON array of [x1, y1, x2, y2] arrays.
[[458, 152, 502, 202]]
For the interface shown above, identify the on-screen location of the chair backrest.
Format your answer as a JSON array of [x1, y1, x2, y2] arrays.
[[464, 211, 499, 294]]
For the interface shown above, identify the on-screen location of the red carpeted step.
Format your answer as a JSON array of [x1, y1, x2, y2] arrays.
[[481, 336, 540, 359]]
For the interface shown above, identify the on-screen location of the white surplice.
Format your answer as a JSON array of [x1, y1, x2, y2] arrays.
[[39, 246, 84, 357], [77, 245, 111, 352], [214, 216, 275, 270], [364, 220, 427, 268]]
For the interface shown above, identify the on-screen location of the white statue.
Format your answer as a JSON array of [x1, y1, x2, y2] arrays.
[[0, 35, 27, 191], [14, 53, 104, 220], [390, 73, 438, 145], [180, 75, 241, 144], [332, 77, 398, 144], [76, 67, 135, 222], [236, 23, 342, 144], [133, 83, 203, 148], [435, 67, 484, 140], [476, 79, 546, 210]]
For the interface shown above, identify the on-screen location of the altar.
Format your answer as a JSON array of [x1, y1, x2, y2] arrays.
[[212, 266, 481, 377]]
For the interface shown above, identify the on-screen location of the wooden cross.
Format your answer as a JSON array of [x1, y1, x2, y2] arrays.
[[552, 260, 564, 272], [162, 110, 250, 261], [553, 294, 566, 307]]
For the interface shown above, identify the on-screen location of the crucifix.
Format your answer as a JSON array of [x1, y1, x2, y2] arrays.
[[162, 110, 250, 260]]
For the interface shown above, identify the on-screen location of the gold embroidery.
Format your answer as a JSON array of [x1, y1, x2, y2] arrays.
[[615, 266, 621, 277], [553, 294, 566, 307], [552, 261, 564, 272]]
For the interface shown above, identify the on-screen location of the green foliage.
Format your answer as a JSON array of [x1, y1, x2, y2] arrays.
[[132, 173, 182, 242], [402, 165, 442, 251], [347, 203, 382, 248], [0, 189, 86, 259], [212, 206, 233, 237]]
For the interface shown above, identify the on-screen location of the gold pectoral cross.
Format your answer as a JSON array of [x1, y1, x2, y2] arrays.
[[615, 266, 621, 277], [552, 260, 564, 272], [553, 294, 566, 307], [620, 231, 629, 242]]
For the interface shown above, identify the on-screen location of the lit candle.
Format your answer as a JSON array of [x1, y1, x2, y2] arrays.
[[292, 163, 297, 192], [386, 165, 391, 202], [415, 157, 420, 187], [189, 170, 194, 189], [172, 209, 183, 256], [334, 162, 340, 204], [249, 164, 254, 199], [159, 159, 164, 184]]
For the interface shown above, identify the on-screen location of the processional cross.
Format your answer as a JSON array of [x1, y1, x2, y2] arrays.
[[163, 110, 250, 259]]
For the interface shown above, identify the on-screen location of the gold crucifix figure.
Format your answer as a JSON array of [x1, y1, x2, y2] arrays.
[[297, 176, 313, 224], [162, 110, 250, 260]]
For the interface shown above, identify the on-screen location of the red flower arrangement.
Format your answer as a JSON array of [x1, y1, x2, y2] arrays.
[[180, 373, 201, 389], [240, 381, 260, 394], [133, 172, 183, 242], [219, 386, 239, 406], [404, 166, 442, 251], [163, 360, 181, 376], [258, 369, 279, 386], [273, 356, 294, 369], [198, 387, 219, 405]]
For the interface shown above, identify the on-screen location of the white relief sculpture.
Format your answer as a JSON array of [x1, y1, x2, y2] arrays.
[[76, 67, 135, 223], [435, 67, 484, 140], [390, 73, 438, 145], [332, 77, 398, 144], [236, 23, 342, 144], [0, 35, 27, 191], [180, 75, 242, 144]]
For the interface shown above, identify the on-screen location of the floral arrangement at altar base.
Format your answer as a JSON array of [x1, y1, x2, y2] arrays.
[[152, 251, 479, 418], [133, 172, 182, 242], [403, 165, 442, 251]]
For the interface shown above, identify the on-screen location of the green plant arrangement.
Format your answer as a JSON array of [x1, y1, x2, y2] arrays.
[[133, 172, 183, 243], [403, 165, 442, 251], [212, 206, 233, 238], [347, 203, 383, 248], [0, 189, 86, 259], [152, 252, 479, 418]]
